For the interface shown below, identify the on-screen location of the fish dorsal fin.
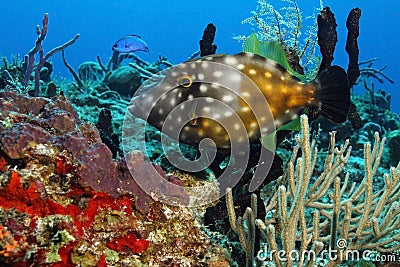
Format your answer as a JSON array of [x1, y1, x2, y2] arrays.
[[129, 34, 142, 38], [115, 34, 142, 43], [242, 33, 306, 81]]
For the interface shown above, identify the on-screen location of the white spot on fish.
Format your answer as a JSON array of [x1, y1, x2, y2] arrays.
[[171, 71, 178, 77], [198, 129, 205, 136], [213, 71, 223, 78], [199, 84, 208, 93], [280, 76, 286, 81], [211, 83, 220, 89], [159, 108, 164, 114], [241, 106, 250, 112], [203, 106, 211, 113], [177, 117, 182, 123], [230, 73, 242, 82], [190, 63, 196, 69], [212, 113, 221, 119], [246, 53, 255, 58], [291, 114, 298, 120], [206, 97, 215, 103], [178, 92, 182, 98], [250, 122, 257, 128], [285, 109, 290, 114], [198, 73, 205, 80], [224, 111, 233, 117], [216, 126, 222, 133], [261, 127, 269, 133], [180, 104, 185, 110], [234, 123, 240, 130], [144, 98, 154, 108], [224, 56, 238, 65], [237, 64, 245, 70], [170, 98, 176, 106], [265, 71, 272, 78], [249, 69, 257, 75], [238, 136, 244, 143], [188, 94, 194, 100], [241, 92, 251, 98], [222, 95, 234, 102], [201, 61, 209, 68]]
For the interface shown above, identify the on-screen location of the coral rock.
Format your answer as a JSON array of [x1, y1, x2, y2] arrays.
[[1, 123, 52, 159], [78, 61, 104, 82], [104, 66, 141, 95], [106, 233, 149, 254]]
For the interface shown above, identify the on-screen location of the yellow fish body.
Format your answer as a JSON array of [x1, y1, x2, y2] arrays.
[[130, 52, 350, 149]]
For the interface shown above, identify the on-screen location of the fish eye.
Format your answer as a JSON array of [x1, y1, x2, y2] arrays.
[[179, 74, 192, 88]]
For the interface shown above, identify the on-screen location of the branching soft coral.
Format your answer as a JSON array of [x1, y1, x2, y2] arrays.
[[236, 0, 323, 76]]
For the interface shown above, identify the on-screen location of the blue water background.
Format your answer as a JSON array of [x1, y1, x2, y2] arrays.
[[1, 0, 398, 113]]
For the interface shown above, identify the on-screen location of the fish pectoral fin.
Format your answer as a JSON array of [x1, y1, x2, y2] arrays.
[[260, 117, 302, 151], [260, 132, 277, 152]]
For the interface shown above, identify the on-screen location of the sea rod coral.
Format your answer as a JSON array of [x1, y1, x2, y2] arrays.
[[227, 115, 400, 266], [23, 13, 80, 96]]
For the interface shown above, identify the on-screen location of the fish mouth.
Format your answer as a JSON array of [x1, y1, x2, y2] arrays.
[[127, 96, 146, 121]]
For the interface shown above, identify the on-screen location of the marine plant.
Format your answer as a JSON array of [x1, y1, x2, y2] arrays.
[[0, 55, 25, 93], [356, 58, 394, 106], [236, 0, 323, 78], [22, 13, 80, 97], [227, 115, 400, 266]]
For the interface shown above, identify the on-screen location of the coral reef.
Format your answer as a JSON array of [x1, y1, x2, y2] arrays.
[[227, 116, 400, 266], [103, 65, 141, 95], [1, 1, 399, 266], [0, 90, 229, 266]]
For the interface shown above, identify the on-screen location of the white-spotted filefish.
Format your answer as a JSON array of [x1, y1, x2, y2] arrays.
[[130, 52, 350, 149]]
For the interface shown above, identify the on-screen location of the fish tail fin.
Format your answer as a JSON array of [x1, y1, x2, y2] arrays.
[[313, 65, 351, 123]]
